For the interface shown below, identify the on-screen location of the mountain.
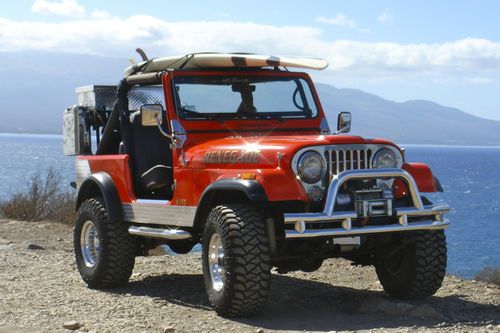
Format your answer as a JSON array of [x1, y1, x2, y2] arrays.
[[1, 51, 499, 145], [316, 84, 500, 145], [0, 52, 126, 133]]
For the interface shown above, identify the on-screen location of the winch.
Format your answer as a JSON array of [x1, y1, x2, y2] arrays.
[[354, 187, 394, 217]]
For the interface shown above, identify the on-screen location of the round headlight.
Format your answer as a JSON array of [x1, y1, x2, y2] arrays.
[[308, 186, 324, 201], [372, 148, 398, 169], [298, 151, 325, 183]]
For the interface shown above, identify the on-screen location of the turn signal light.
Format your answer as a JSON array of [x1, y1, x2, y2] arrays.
[[240, 173, 256, 180]]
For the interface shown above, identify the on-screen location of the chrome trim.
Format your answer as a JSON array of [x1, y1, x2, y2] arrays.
[[372, 148, 398, 169], [80, 220, 100, 268], [284, 168, 450, 238], [290, 144, 403, 194], [128, 226, 192, 240], [208, 233, 225, 291], [135, 199, 169, 205], [286, 219, 449, 239], [297, 150, 326, 184], [171, 120, 187, 148], [123, 202, 196, 227]]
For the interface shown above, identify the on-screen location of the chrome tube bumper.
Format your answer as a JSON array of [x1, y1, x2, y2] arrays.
[[284, 169, 450, 239]]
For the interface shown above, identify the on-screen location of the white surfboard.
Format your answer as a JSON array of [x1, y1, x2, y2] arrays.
[[124, 53, 329, 77]]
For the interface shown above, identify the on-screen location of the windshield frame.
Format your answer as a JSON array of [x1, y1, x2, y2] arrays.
[[171, 70, 321, 122]]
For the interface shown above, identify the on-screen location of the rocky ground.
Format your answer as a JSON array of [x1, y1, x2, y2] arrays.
[[0, 219, 499, 333]]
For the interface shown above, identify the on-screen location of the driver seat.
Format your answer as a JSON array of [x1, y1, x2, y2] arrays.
[[129, 111, 173, 199]]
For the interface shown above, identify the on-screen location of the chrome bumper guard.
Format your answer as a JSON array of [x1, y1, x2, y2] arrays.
[[284, 169, 450, 239]]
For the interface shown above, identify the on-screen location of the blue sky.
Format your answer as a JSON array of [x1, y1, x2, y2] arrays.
[[2, 0, 500, 120]]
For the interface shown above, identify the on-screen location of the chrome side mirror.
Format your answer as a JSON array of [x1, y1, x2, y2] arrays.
[[140, 104, 163, 126], [336, 112, 351, 134], [140, 104, 174, 140]]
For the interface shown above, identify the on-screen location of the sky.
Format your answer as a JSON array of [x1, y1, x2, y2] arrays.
[[1, 0, 500, 120]]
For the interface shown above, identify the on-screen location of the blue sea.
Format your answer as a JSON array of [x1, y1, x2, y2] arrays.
[[0, 133, 499, 279]]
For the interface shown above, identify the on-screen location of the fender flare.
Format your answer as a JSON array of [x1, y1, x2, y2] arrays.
[[402, 163, 443, 193], [192, 179, 268, 232], [76, 172, 123, 223]]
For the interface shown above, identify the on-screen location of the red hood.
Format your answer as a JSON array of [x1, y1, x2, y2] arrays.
[[186, 134, 399, 169]]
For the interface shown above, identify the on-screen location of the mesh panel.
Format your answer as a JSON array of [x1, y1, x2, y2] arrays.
[[76, 85, 166, 111], [129, 86, 165, 110], [76, 86, 117, 111]]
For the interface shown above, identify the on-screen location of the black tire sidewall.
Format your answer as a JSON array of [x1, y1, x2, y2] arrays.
[[202, 213, 234, 310], [375, 230, 446, 299], [375, 241, 417, 295], [74, 199, 110, 287]]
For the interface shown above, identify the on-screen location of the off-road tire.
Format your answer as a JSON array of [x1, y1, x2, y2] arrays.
[[74, 198, 135, 288], [202, 204, 272, 317], [375, 230, 447, 299]]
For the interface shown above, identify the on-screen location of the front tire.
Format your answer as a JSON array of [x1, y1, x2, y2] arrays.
[[74, 198, 135, 288], [202, 204, 272, 317], [374, 230, 447, 299]]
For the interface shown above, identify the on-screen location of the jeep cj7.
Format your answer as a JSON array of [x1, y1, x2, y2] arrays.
[[63, 52, 449, 317]]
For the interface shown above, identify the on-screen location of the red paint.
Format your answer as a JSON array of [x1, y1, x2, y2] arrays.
[[79, 155, 135, 203], [402, 163, 439, 193]]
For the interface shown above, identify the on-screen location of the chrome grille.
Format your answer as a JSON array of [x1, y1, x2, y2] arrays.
[[325, 146, 373, 178]]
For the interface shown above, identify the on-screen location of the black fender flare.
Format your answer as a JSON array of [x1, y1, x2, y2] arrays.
[[434, 176, 444, 192], [76, 172, 123, 223], [192, 179, 268, 232]]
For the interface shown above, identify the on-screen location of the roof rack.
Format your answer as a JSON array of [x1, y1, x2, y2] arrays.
[[123, 52, 329, 82]]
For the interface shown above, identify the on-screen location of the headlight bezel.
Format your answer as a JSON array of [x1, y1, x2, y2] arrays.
[[371, 148, 399, 169], [297, 150, 326, 184]]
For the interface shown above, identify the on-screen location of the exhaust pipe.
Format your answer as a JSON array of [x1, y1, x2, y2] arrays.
[[128, 226, 191, 240]]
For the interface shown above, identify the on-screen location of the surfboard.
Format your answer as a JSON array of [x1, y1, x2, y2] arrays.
[[124, 53, 329, 77]]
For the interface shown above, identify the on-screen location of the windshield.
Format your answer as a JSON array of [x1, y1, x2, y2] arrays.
[[173, 75, 318, 120]]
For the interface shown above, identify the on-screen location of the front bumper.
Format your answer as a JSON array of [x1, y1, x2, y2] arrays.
[[284, 169, 449, 239]]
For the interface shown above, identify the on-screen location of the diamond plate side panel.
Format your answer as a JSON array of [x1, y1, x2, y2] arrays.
[[75, 159, 91, 189], [75, 85, 166, 111], [123, 203, 196, 227]]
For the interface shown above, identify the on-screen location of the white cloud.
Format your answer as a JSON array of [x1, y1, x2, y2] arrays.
[[316, 14, 370, 33], [378, 10, 392, 23], [31, 0, 85, 18], [91, 10, 113, 20], [0, 14, 499, 79], [317, 14, 357, 29]]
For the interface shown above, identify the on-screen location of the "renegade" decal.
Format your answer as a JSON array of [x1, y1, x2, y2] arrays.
[[204, 150, 259, 164]]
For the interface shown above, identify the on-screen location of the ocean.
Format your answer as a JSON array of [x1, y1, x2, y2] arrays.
[[0, 133, 498, 279]]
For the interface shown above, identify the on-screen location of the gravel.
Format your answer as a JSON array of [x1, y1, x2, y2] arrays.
[[0, 219, 499, 333]]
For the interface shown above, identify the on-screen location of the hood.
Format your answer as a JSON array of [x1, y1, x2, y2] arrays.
[[186, 134, 399, 169]]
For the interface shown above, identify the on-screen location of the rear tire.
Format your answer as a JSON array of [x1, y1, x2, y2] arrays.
[[74, 198, 135, 288], [374, 230, 447, 299], [202, 204, 272, 317]]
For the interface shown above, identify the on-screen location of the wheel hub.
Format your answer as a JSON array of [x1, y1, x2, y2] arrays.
[[80, 220, 100, 268], [208, 233, 225, 291]]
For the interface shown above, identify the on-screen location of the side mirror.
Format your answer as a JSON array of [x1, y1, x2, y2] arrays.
[[140, 104, 163, 126], [336, 112, 351, 134]]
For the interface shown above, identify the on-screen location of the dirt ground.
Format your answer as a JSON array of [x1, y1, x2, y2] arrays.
[[0, 219, 499, 333]]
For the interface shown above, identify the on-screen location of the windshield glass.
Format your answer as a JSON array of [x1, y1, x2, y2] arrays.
[[174, 75, 318, 120]]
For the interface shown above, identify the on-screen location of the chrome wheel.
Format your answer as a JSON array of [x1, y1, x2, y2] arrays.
[[208, 233, 225, 291], [80, 220, 100, 268]]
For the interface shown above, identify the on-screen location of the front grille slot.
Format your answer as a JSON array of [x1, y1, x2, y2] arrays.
[[325, 146, 373, 179]]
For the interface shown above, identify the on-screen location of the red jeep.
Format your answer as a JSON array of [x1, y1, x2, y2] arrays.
[[64, 52, 449, 317]]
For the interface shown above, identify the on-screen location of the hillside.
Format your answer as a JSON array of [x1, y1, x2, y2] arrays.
[[316, 84, 500, 145], [1, 51, 500, 145]]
